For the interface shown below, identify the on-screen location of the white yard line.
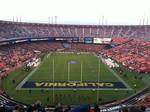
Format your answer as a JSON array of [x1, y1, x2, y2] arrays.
[[15, 66, 40, 90], [101, 58, 132, 90], [16, 53, 131, 91], [16, 54, 49, 90], [80, 62, 83, 82], [52, 58, 55, 103], [97, 60, 100, 103], [18, 88, 130, 90], [68, 62, 70, 82]]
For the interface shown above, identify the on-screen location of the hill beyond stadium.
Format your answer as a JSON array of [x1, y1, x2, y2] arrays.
[[0, 20, 150, 112]]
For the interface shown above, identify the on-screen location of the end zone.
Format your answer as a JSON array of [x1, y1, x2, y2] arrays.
[[16, 81, 130, 90]]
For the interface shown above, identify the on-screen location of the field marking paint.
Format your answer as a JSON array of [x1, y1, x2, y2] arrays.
[[97, 59, 100, 103], [52, 58, 55, 103], [107, 67, 132, 90], [68, 62, 70, 82], [18, 88, 130, 91], [100, 57, 132, 90], [53, 59, 55, 83], [16, 54, 49, 90], [80, 62, 83, 82], [16, 65, 40, 90], [17, 53, 132, 91]]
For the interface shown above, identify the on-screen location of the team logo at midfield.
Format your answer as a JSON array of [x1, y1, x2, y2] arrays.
[[68, 60, 78, 64]]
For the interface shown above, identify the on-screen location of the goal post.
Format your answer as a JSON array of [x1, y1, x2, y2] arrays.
[[68, 62, 70, 82]]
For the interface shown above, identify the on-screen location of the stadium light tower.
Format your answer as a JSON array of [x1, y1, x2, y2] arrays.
[[105, 18, 107, 26], [19, 16, 22, 22], [16, 16, 18, 22], [51, 17, 54, 24], [142, 18, 145, 25], [146, 17, 149, 25], [55, 16, 57, 24], [98, 18, 101, 25], [139, 18, 141, 25], [143, 12, 146, 25], [13, 17, 15, 22], [48, 17, 50, 24], [102, 16, 104, 25]]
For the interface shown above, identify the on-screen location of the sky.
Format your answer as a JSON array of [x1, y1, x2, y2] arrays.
[[0, 0, 150, 25]]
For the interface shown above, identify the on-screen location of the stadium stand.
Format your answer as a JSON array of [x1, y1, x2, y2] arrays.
[[0, 20, 150, 111], [101, 39, 150, 73], [0, 42, 65, 79], [0, 20, 150, 40]]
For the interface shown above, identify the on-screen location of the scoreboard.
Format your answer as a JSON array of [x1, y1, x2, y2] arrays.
[[93, 38, 111, 44], [93, 38, 103, 44]]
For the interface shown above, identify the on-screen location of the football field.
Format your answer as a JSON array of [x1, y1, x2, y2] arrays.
[[4, 52, 147, 105], [16, 52, 129, 90]]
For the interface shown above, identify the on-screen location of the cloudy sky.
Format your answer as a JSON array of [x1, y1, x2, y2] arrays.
[[0, 0, 149, 25]]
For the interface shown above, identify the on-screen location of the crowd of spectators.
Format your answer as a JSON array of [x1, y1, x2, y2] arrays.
[[0, 42, 65, 79], [135, 96, 150, 108], [111, 37, 131, 45], [0, 20, 150, 111], [0, 44, 35, 79], [70, 43, 105, 53], [101, 39, 150, 73], [0, 40, 149, 111], [0, 20, 150, 40], [0, 41, 107, 79]]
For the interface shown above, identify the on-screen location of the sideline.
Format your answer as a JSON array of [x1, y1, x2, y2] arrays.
[[99, 55, 132, 90], [16, 54, 50, 90]]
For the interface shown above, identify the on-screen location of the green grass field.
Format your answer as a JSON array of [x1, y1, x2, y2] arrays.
[[29, 53, 119, 82], [2, 52, 150, 106]]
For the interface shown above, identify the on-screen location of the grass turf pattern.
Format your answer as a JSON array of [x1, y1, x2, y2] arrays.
[[2, 53, 150, 105]]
